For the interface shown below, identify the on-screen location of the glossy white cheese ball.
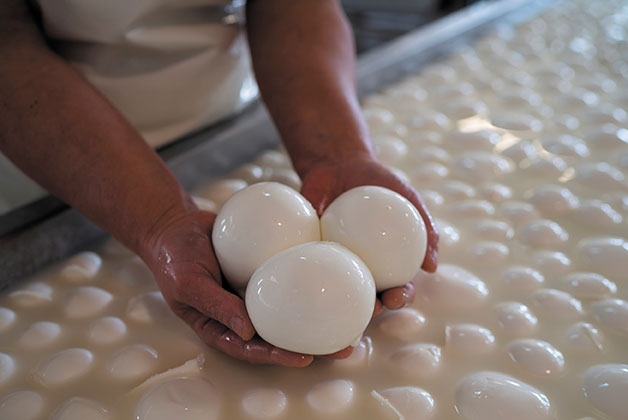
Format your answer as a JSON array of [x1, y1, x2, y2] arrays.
[[592, 299, 628, 335], [135, 377, 221, 420], [446, 324, 496, 355], [212, 182, 320, 291], [565, 322, 604, 351], [306, 380, 355, 414], [0, 307, 15, 333], [507, 339, 565, 377], [53, 397, 110, 420], [0, 391, 44, 420], [107, 344, 159, 381], [321, 186, 427, 291], [388, 343, 442, 378], [455, 372, 553, 420], [245, 242, 375, 355], [377, 308, 426, 341], [60, 252, 102, 282], [19, 321, 61, 349], [34, 348, 93, 386], [496, 302, 538, 336], [0, 353, 15, 385], [241, 388, 287, 419], [583, 364, 628, 420]]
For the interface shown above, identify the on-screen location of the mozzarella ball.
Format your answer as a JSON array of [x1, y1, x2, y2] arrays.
[[455, 372, 552, 420], [306, 380, 355, 414], [60, 252, 102, 282], [245, 242, 375, 355], [241, 389, 287, 419], [135, 377, 221, 420], [107, 344, 159, 381], [321, 186, 427, 291], [197, 179, 247, 207], [52, 398, 110, 420], [34, 348, 93, 386], [583, 364, 628, 420], [212, 182, 320, 291], [0, 391, 44, 420]]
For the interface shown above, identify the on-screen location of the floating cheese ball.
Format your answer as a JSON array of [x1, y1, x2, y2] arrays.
[[0, 353, 15, 385], [455, 372, 553, 420], [64, 286, 113, 319], [197, 178, 247, 207], [507, 339, 565, 377], [212, 182, 320, 291], [135, 377, 221, 420], [9, 282, 53, 307], [19, 321, 61, 349], [52, 397, 110, 420], [107, 344, 159, 381], [378, 387, 435, 420], [60, 252, 102, 282], [377, 308, 426, 341], [415, 264, 488, 309], [245, 242, 376, 355], [35, 348, 93, 386], [306, 379, 355, 414], [583, 364, 628, 420], [88, 317, 127, 344], [566, 322, 604, 351], [496, 302, 538, 336], [0, 307, 15, 333], [446, 324, 496, 355], [241, 388, 287, 419], [321, 186, 427, 291], [592, 299, 628, 335], [388, 343, 442, 378], [531, 289, 583, 319], [0, 391, 44, 420]]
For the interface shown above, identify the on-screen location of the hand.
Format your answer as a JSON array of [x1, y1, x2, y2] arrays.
[[140, 208, 315, 367], [300, 155, 439, 314]]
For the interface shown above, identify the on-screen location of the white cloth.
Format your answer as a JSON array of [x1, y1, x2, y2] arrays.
[[35, 0, 258, 147], [1, 0, 257, 213]]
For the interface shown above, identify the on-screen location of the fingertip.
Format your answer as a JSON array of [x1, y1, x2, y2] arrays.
[[230, 315, 256, 341], [381, 288, 405, 310], [372, 298, 383, 318], [382, 281, 415, 309], [298, 355, 315, 367], [320, 346, 354, 360], [402, 281, 416, 302], [421, 248, 438, 273], [272, 349, 314, 367]]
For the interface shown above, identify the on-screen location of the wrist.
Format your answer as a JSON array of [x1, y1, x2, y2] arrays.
[[290, 141, 375, 179]]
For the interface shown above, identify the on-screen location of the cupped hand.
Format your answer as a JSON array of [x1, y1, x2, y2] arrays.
[[141, 208, 315, 367], [300, 155, 439, 314]]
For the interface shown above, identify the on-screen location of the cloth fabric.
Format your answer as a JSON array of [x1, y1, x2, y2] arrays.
[[1, 0, 257, 213]]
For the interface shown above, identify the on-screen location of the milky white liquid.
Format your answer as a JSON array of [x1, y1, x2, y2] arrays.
[[1, 0, 628, 418]]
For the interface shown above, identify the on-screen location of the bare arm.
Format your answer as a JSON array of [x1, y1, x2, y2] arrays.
[[246, 0, 373, 177], [0, 1, 191, 252], [0, 1, 310, 367], [246, 0, 439, 283]]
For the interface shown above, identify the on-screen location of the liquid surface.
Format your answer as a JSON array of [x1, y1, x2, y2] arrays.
[[1, 0, 628, 418]]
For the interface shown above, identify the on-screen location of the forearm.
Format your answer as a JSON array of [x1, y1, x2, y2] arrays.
[[0, 9, 193, 256], [246, 0, 374, 178]]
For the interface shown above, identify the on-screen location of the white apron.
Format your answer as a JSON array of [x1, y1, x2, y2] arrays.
[[1, 0, 257, 213]]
